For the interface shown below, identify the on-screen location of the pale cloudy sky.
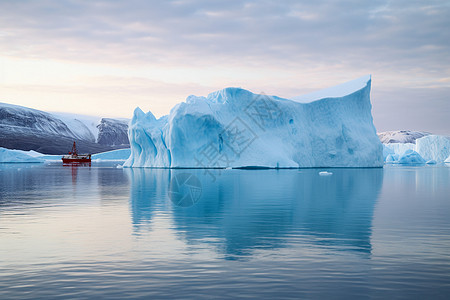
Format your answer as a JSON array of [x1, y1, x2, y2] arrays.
[[0, 0, 449, 134]]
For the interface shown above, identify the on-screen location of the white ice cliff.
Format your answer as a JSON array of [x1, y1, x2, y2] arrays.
[[124, 76, 383, 168], [383, 135, 450, 164], [415, 135, 450, 163]]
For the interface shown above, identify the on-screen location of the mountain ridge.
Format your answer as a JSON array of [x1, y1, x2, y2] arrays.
[[0, 102, 130, 154]]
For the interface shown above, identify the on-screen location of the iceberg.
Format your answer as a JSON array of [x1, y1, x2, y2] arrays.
[[397, 150, 426, 165], [383, 135, 450, 163], [385, 154, 398, 163], [382, 143, 415, 162], [319, 171, 333, 176], [0, 147, 133, 163], [415, 135, 450, 163], [125, 76, 383, 168], [0, 147, 44, 163], [92, 148, 131, 161]]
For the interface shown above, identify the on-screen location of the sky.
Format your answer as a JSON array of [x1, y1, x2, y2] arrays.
[[0, 0, 449, 134]]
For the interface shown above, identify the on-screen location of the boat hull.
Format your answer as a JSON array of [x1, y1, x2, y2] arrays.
[[62, 158, 91, 163]]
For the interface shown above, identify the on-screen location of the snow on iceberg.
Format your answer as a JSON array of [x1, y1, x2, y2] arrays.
[[415, 135, 450, 163], [291, 75, 371, 103], [0, 147, 44, 163], [125, 76, 383, 168]]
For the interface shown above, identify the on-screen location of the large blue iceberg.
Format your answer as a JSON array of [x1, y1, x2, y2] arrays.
[[124, 76, 383, 168]]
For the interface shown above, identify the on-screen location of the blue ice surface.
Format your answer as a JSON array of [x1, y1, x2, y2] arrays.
[[398, 149, 426, 165], [0, 147, 43, 163], [92, 148, 131, 160], [382, 135, 450, 164], [125, 76, 383, 168]]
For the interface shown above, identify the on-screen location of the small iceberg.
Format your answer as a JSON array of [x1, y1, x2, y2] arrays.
[[319, 171, 333, 176], [0, 147, 44, 163]]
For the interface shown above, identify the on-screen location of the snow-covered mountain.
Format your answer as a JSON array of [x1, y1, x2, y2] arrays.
[[0, 102, 129, 154], [377, 130, 430, 144], [1, 103, 82, 139], [97, 118, 129, 146], [53, 112, 100, 142]]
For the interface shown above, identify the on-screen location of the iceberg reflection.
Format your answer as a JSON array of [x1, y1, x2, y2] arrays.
[[127, 168, 383, 258]]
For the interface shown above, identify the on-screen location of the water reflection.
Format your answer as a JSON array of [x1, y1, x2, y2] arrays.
[[124, 168, 170, 233], [96, 166, 130, 204], [0, 163, 97, 209], [2, 163, 450, 298], [127, 168, 383, 258], [63, 163, 89, 185]]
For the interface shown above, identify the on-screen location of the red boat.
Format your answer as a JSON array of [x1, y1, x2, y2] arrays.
[[62, 142, 91, 163]]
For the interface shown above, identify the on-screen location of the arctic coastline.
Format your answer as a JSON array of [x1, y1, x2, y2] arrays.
[[2, 75, 449, 167]]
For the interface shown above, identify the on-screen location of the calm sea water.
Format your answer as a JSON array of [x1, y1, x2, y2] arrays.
[[0, 162, 449, 299]]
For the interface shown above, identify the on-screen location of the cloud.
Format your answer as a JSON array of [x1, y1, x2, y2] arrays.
[[1, 75, 215, 118], [1, 0, 449, 69], [372, 86, 450, 135], [0, 0, 449, 133]]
